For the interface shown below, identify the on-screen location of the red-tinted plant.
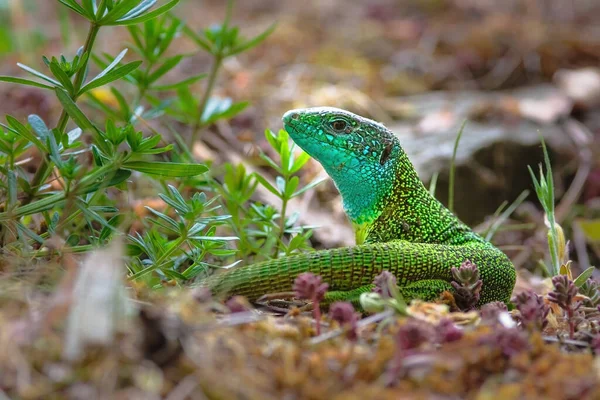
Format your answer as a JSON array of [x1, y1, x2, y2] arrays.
[[293, 272, 328, 335]]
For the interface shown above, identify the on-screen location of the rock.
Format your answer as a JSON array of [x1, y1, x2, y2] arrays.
[[554, 68, 600, 110]]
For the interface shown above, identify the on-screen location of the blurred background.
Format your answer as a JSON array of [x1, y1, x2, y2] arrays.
[[1, 0, 599, 276]]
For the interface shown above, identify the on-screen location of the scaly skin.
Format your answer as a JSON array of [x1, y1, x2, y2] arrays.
[[202, 108, 516, 306]]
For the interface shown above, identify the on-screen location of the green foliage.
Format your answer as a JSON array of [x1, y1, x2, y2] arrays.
[[0, 0, 316, 286], [528, 137, 561, 276], [215, 129, 325, 263], [128, 185, 236, 284]]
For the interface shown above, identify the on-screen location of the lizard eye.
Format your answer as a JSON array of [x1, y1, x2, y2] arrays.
[[331, 120, 348, 132]]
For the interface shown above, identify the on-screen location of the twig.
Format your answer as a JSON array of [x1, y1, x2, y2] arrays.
[[543, 335, 590, 348]]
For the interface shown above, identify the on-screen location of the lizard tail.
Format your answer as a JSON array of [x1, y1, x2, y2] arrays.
[[197, 241, 515, 304]]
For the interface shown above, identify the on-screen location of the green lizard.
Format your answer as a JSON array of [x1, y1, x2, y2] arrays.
[[202, 107, 515, 306]]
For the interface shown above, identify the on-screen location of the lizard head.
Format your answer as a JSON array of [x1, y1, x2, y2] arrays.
[[282, 107, 403, 225]]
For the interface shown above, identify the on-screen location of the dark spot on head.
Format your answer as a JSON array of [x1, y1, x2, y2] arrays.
[[379, 142, 393, 165], [290, 113, 299, 120]]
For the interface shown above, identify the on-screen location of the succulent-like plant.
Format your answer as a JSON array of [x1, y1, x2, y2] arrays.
[[329, 302, 359, 341], [293, 272, 329, 335], [451, 260, 483, 310], [514, 291, 549, 331], [548, 275, 581, 339], [436, 318, 463, 343], [481, 328, 529, 358], [373, 270, 397, 299], [396, 319, 434, 351], [480, 301, 508, 324]]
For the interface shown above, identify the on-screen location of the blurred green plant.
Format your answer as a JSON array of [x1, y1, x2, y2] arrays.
[[216, 129, 325, 263], [0, 0, 311, 286]]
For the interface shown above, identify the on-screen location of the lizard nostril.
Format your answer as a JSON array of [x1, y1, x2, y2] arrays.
[[283, 110, 301, 124]]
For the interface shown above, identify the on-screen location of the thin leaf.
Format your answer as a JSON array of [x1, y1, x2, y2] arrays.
[[229, 23, 277, 56], [79, 61, 142, 95], [254, 174, 280, 197], [182, 25, 212, 52], [3, 115, 46, 150], [83, 48, 129, 87], [99, 0, 141, 23], [58, 0, 93, 19], [48, 61, 75, 95], [121, 0, 156, 19], [151, 73, 206, 91], [109, 0, 179, 26], [17, 63, 62, 86], [122, 160, 208, 177], [292, 176, 327, 197], [54, 88, 96, 132], [0, 76, 55, 90], [146, 55, 182, 84], [574, 267, 596, 288]]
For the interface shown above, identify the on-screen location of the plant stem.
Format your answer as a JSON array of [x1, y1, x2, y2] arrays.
[[313, 296, 322, 335], [273, 195, 288, 259], [189, 0, 233, 144], [25, 22, 101, 205], [190, 54, 222, 144]]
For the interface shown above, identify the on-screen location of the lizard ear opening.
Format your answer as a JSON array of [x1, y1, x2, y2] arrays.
[[379, 143, 393, 165]]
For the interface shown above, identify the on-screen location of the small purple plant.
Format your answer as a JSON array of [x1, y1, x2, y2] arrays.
[[480, 301, 508, 324], [226, 296, 249, 313], [329, 302, 359, 341], [451, 260, 483, 310], [513, 291, 549, 331], [548, 275, 580, 339], [293, 272, 329, 335], [481, 328, 529, 358], [386, 319, 434, 386], [396, 319, 434, 351], [436, 318, 463, 343], [373, 270, 397, 299]]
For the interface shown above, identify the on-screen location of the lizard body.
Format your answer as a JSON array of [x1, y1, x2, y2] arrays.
[[202, 108, 515, 306]]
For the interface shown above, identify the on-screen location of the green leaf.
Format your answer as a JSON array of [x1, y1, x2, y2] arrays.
[[0, 76, 55, 90], [285, 176, 300, 198], [574, 267, 596, 288], [79, 60, 142, 95], [99, 214, 125, 241], [58, 0, 93, 19], [27, 114, 51, 140], [80, 0, 96, 18], [107, 0, 179, 26], [229, 23, 277, 56], [182, 24, 212, 52], [3, 115, 46, 151], [80, 48, 129, 88], [151, 73, 206, 91], [146, 55, 182, 84], [201, 97, 248, 124], [254, 174, 280, 197], [48, 61, 75, 95], [293, 176, 327, 197], [54, 87, 96, 132], [122, 161, 208, 177], [121, 0, 157, 19], [17, 63, 61, 86], [99, 0, 142, 23]]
